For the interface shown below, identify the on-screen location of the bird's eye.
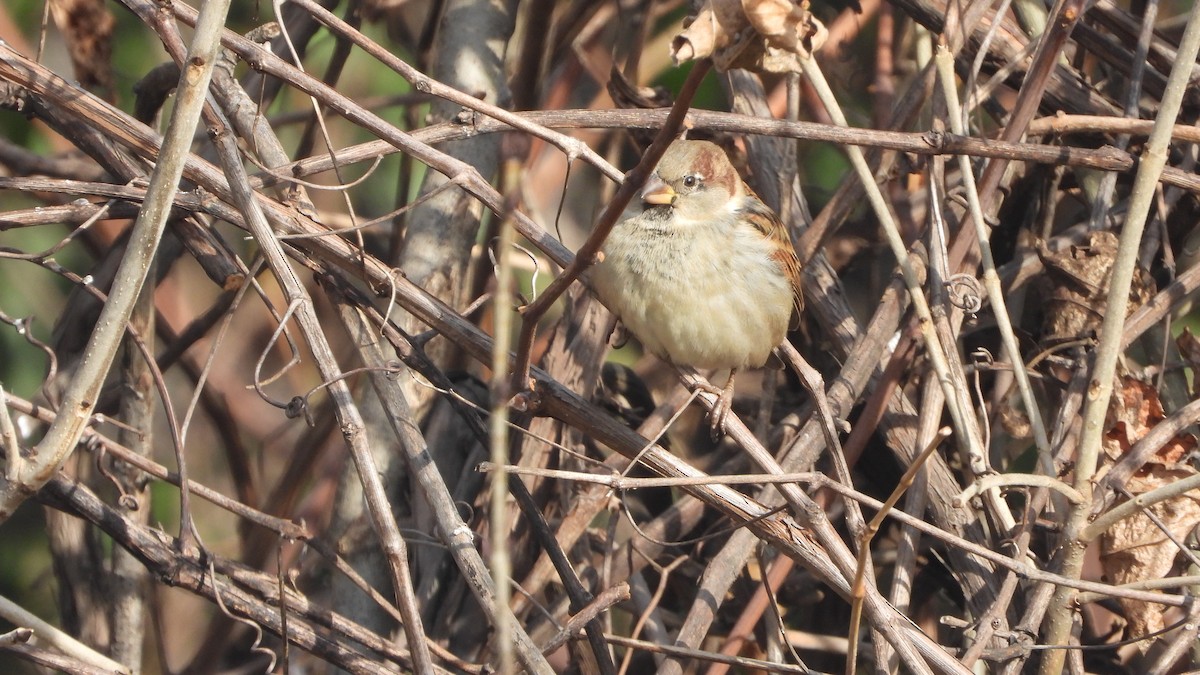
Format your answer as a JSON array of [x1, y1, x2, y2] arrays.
[[682, 175, 699, 188]]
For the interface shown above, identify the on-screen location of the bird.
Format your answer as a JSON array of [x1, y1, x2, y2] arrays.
[[590, 138, 803, 437]]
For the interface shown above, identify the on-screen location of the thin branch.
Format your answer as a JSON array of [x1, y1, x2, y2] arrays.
[[1039, 6, 1200, 668], [956, 474, 1085, 506], [935, 45, 1053, 472], [0, 595, 131, 674], [0, 0, 232, 524], [327, 282, 553, 675], [1081, 472, 1200, 544], [799, 53, 990, 510], [205, 112, 437, 673]]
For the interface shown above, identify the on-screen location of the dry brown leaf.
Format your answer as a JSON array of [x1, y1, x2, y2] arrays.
[[1098, 375, 1200, 645], [1103, 378, 1163, 460], [744, 0, 806, 50], [1039, 230, 1118, 344], [671, 0, 745, 64], [1038, 231, 1155, 346], [997, 386, 1032, 440], [670, 0, 827, 73], [1101, 376, 1196, 467], [49, 0, 115, 101], [1177, 327, 1200, 366], [1099, 464, 1200, 645]]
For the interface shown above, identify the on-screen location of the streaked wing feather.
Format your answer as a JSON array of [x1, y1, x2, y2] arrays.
[[740, 183, 804, 326]]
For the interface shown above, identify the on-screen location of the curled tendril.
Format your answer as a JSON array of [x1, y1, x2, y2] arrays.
[[487, 237, 542, 306], [0, 312, 58, 388], [970, 347, 995, 368], [207, 558, 278, 672], [284, 395, 308, 422], [251, 299, 304, 409], [947, 188, 999, 227], [968, 347, 993, 451], [85, 434, 143, 511], [244, 149, 385, 192], [946, 274, 983, 314], [384, 360, 403, 380]]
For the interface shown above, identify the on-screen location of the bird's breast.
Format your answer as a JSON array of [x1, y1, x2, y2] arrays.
[[592, 218, 793, 370]]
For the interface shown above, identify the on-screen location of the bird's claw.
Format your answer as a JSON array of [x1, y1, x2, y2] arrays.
[[709, 389, 733, 440], [696, 374, 737, 440]]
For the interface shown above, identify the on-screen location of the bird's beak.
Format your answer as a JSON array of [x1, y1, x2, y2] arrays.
[[640, 176, 676, 206]]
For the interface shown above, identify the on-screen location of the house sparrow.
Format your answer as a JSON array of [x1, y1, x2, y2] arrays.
[[590, 139, 803, 436]]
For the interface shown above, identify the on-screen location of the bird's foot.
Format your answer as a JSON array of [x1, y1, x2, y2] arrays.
[[697, 370, 738, 440], [609, 320, 630, 349]]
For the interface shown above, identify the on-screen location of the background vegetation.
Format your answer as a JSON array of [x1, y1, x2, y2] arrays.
[[1, 0, 1199, 673]]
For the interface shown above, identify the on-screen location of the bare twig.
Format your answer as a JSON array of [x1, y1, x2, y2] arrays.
[[327, 283, 552, 674], [0, 594, 131, 674], [205, 111, 437, 673], [0, 0, 231, 524], [1039, 6, 1200, 671]]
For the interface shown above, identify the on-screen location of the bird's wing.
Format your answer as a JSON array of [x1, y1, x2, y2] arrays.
[[740, 183, 804, 327]]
